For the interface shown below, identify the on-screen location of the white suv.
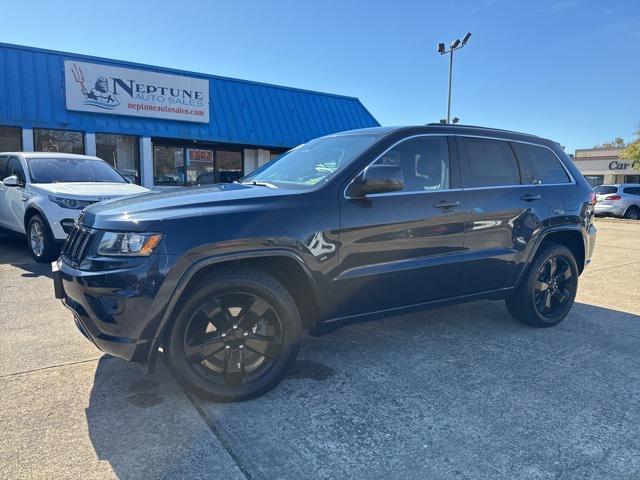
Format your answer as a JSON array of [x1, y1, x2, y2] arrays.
[[593, 184, 640, 220], [0, 152, 149, 262]]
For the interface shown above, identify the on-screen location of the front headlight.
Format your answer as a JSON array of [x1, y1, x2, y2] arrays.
[[48, 196, 93, 210], [97, 232, 163, 256]]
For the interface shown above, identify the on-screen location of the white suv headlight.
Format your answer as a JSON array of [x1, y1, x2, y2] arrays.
[[97, 232, 163, 256], [49, 196, 93, 210]]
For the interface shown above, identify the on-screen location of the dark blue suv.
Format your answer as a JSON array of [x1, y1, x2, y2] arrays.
[[53, 125, 597, 401]]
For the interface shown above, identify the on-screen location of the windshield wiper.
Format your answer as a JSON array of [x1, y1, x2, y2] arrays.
[[242, 181, 278, 189]]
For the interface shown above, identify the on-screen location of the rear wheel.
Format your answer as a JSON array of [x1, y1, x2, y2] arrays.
[[165, 268, 301, 402], [624, 206, 639, 220], [26, 214, 59, 263], [506, 244, 578, 327]]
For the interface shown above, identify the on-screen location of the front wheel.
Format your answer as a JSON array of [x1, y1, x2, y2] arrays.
[[165, 268, 301, 402], [506, 244, 579, 327], [26, 214, 59, 263]]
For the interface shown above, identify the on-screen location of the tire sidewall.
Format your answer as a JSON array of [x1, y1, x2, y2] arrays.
[[165, 271, 301, 402], [524, 245, 579, 326], [624, 206, 639, 220], [27, 214, 57, 263]]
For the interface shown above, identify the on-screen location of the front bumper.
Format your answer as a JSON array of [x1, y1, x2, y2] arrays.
[[52, 254, 172, 364]]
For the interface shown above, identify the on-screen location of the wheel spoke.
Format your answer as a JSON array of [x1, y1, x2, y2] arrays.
[[543, 290, 552, 310], [244, 335, 282, 360], [548, 257, 557, 278], [237, 297, 272, 330], [209, 300, 234, 331], [185, 334, 226, 363], [556, 267, 571, 282], [535, 280, 550, 291], [554, 288, 569, 304], [223, 348, 245, 385]]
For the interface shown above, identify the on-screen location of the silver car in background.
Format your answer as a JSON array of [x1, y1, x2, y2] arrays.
[[594, 184, 640, 220]]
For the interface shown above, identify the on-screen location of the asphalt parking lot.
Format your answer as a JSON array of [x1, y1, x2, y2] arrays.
[[1, 218, 639, 480]]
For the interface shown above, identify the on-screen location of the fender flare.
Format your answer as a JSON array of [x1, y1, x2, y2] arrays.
[[147, 248, 320, 364], [514, 224, 586, 287]]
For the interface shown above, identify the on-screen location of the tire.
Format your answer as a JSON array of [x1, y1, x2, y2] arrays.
[[26, 214, 59, 263], [165, 267, 301, 402], [624, 206, 639, 220], [506, 243, 579, 327]]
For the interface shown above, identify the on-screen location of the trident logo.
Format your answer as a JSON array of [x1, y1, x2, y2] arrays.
[[70, 63, 87, 95]]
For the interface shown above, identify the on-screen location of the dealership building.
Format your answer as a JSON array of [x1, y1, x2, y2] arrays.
[[0, 43, 378, 187], [572, 146, 640, 187]]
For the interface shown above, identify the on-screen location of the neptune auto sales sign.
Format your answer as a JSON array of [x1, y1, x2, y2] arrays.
[[64, 60, 209, 123]]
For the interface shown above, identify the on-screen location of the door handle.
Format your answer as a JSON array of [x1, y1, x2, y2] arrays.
[[520, 193, 541, 202], [433, 200, 460, 209]]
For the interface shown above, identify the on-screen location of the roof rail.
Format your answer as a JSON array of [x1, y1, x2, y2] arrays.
[[425, 123, 540, 138]]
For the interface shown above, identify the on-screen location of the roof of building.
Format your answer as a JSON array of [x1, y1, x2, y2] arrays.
[[0, 42, 379, 148]]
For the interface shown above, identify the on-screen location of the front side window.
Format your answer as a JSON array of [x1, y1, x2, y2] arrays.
[[623, 187, 640, 195], [461, 137, 520, 188], [27, 157, 126, 184], [242, 134, 379, 189], [6, 157, 25, 183], [371, 136, 450, 192], [0, 126, 22, 152], [96, 134, 140, 184], [34, 129, 84, 154], [511, 143, 570, 185]]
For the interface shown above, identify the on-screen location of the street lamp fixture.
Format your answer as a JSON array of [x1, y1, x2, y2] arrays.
[[437, 32, 472, 124]]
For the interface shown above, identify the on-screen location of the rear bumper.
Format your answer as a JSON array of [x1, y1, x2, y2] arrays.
[[594, 204, 625, 217]]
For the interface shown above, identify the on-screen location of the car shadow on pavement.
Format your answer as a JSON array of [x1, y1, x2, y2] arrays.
[[0, 233, 53, 278], [85, 300, 640, 479]]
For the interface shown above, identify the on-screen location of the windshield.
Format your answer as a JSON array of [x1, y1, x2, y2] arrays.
[[241, 134, 379, 189], [594, 185, 618, 195], [27, 157, 127, 184]]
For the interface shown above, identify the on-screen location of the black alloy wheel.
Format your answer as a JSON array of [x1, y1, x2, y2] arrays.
[[506, 243, 579, 327], [184, 292, 284, 386], [533, 256, 573, 318], [165, 268, 301, 402]]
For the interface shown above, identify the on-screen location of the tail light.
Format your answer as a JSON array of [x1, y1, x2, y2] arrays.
[[604, 195, 621, 201]]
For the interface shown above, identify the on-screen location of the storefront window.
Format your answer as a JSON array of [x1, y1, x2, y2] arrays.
[[96, 134, 140, 184], [186, 149, 215, 186], [216, 150, 243, 183], [153, 145, 184, 186], [34, 129, 84, 154], [0, 126, 21, 151], [583, 175, 604, 187]]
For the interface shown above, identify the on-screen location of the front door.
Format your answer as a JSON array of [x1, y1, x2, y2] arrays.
[[0, 156, 28, 233], [333, 135, 465, 318]]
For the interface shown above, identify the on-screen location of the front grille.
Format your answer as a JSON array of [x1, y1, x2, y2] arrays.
[[62, 225, 96, 267]]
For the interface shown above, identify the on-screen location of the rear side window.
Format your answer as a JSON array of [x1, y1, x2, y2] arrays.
[[460, 137, 520, 187], [623, 187, 640, 195], [511, 142, 571, 185], [594, 185, 618, 195]]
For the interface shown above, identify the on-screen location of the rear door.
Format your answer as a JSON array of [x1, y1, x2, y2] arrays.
[[458, 136, 546, 294], [0, 155, 9, 228], [334, 135, 465, 318]]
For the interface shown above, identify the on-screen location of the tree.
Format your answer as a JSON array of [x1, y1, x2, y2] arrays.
[[620, 128, 640, 170], [595, 137, 627, 148]]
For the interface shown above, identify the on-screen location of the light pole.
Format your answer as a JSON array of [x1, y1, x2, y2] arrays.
[[437, 32, 471, 124]]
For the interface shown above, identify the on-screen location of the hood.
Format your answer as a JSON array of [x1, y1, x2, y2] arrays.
[[33, 182, 149, 199], [80, 183, 298, 231]]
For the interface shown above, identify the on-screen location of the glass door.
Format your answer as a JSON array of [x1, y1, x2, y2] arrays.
[[186, 148, 215, 186], [215, 150, 243, 183]]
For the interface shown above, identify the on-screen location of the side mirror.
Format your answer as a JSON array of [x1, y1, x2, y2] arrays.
[[2, 175, 22, 187], [346, 165, 404, 198]]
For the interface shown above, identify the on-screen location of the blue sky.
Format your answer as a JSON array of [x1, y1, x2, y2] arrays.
[[1, 0, 638, 152]]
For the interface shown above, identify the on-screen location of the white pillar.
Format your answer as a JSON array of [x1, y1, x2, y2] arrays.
[[258, 149, 271, 167], [22, 128, 34, 151], [243, 148, 258, 174], [85, 133, 96, 156], [140, 137, 153, 188]]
